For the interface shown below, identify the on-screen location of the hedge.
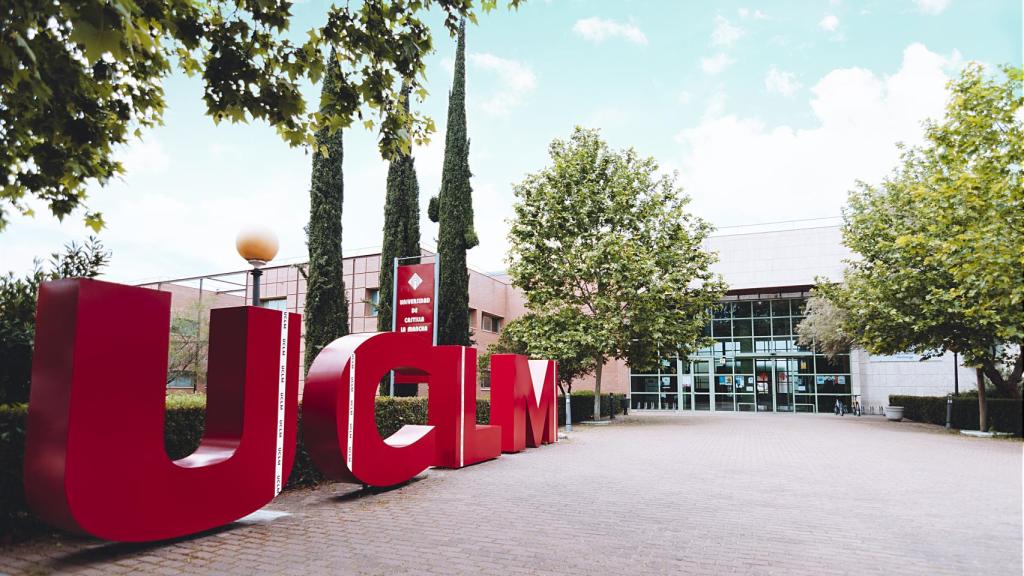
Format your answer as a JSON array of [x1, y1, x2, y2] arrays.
[[2, 393, 610, 542], [557, 392, 629, 424], [889, 395, 1023, 436], [0, 403, 36, 543]]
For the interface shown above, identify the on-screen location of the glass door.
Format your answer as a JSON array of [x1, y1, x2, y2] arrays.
[[774, 358, 796, 412], [754, 359, 774, 412]]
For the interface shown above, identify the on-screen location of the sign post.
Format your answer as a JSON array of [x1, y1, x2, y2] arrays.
[[390, 255, 439, 395]]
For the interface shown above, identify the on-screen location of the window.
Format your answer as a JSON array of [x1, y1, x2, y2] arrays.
[[167, 372, 194, 390], [712, 319, 731, 337], [365, 289, 380, 317], [732, 301, 752, 318], [481, 313, 502, 333], [771, 300, 791, 317], [479, 370, 491, 390], [261, 297, 288, 312], [753, 318, 772, 336], [170, 317, 198, 337]]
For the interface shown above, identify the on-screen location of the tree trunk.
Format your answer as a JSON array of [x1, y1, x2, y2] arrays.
[[593, 356, 603, 421], [976, 367, 988, 433], [981, 354, 1023, 400]]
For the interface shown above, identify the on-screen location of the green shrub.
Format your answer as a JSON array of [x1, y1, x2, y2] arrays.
[[0, 403, 38, 543], [889, 395, 1023, 436], [557, 392, 628, 425], [0, 238, 111, 404]]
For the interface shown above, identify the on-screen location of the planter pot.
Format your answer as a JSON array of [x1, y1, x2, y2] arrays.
[[885, 406, 904, 421]]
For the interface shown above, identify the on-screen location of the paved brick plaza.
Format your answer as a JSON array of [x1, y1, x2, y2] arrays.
[[1, 413, 1021, 575]]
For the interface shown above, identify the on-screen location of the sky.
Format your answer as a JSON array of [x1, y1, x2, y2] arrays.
[[1, 0, 1021, 283]]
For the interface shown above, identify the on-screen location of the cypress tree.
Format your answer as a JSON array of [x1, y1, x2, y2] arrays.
[[428, 20, 478, 346], [377, 84, 422, 332], [304, 51, 349, 372]]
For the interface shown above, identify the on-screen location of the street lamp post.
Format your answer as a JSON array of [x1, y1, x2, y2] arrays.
[[236, 225, 279, 306]]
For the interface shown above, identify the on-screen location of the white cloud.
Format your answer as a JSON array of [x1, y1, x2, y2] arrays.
[[583, 105, 629, 129], [677, 90, 693, 105], [703, 91, 728, 119], [738, 8, 768, 19], [572, 17, 648, 45], [116, 137, 170, 175], [765, 67, 802, 96], [819, 14, 840, 32], [675, 43, 954, 229], [701, 53, 734, 75], [914, 0, 951, 15], [468, 53, 537, 115], [711, 16, 744, 46]]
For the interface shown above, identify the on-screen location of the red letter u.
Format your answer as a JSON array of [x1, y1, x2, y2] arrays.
[[22, 279, 301, 542]]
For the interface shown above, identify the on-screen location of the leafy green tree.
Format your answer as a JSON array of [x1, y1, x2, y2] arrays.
[[304, 54, 348, 372], [0, 237, 111, 404], [428, 19, 477, 346], [825, 65, 1022, 429], [1, 0, 519, 231], [378, 84, 422, 333], [166, 299, 213, 392], [477, 311, 596, 395], [795, 290, 853, 359], [507, 127, 727, 420]]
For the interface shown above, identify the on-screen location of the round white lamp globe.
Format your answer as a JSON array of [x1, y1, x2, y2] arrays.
[[236, 225, 279, 268]]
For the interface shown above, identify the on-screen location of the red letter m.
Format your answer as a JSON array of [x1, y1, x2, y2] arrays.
[[490, 355, 558, 452]]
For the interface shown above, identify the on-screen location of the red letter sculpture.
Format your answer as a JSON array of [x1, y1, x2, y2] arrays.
[[489, 354, 529, 453], [428, 346, 501, 468], [22, 279, 301, 542], [303, 332, 437, 486], [524, 359, 558, 447], [490, 355, 559, 453]]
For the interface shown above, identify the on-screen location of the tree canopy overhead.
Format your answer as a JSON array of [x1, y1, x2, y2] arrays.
[[825, 64, 1022, 399], [1, 0, 518, 231], [507, 127, 727, 419]]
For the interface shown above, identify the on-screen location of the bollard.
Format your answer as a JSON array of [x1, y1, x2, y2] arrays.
[[946, 393, 953, 429], [565, 394, 572, 434]]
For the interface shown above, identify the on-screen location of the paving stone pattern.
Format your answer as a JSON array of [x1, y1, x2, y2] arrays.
[[1, 413, 1021, 575]]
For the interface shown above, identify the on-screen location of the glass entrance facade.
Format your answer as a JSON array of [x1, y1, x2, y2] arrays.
[[630, 295, 853, 413]]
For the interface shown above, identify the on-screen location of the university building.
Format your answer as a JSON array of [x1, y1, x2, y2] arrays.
[[145, 225, 972, 415], [625, 225, 973, 415]]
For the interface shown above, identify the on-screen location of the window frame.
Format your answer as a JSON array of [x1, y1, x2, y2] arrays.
[[481, 313, 503, 333], [260, 297, 288, 312]]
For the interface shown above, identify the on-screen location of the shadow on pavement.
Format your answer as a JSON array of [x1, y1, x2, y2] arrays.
[[331, 476, 424, 502], [45, 521, 246, 571]]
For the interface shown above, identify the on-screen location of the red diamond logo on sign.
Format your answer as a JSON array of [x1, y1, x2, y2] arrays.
[[408, 273, 423, 290]]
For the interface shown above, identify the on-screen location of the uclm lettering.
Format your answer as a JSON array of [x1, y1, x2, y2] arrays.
[[22, 279, 558, 542]]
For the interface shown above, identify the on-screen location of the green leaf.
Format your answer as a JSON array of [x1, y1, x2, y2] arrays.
[[84, 212, 105, 232]]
